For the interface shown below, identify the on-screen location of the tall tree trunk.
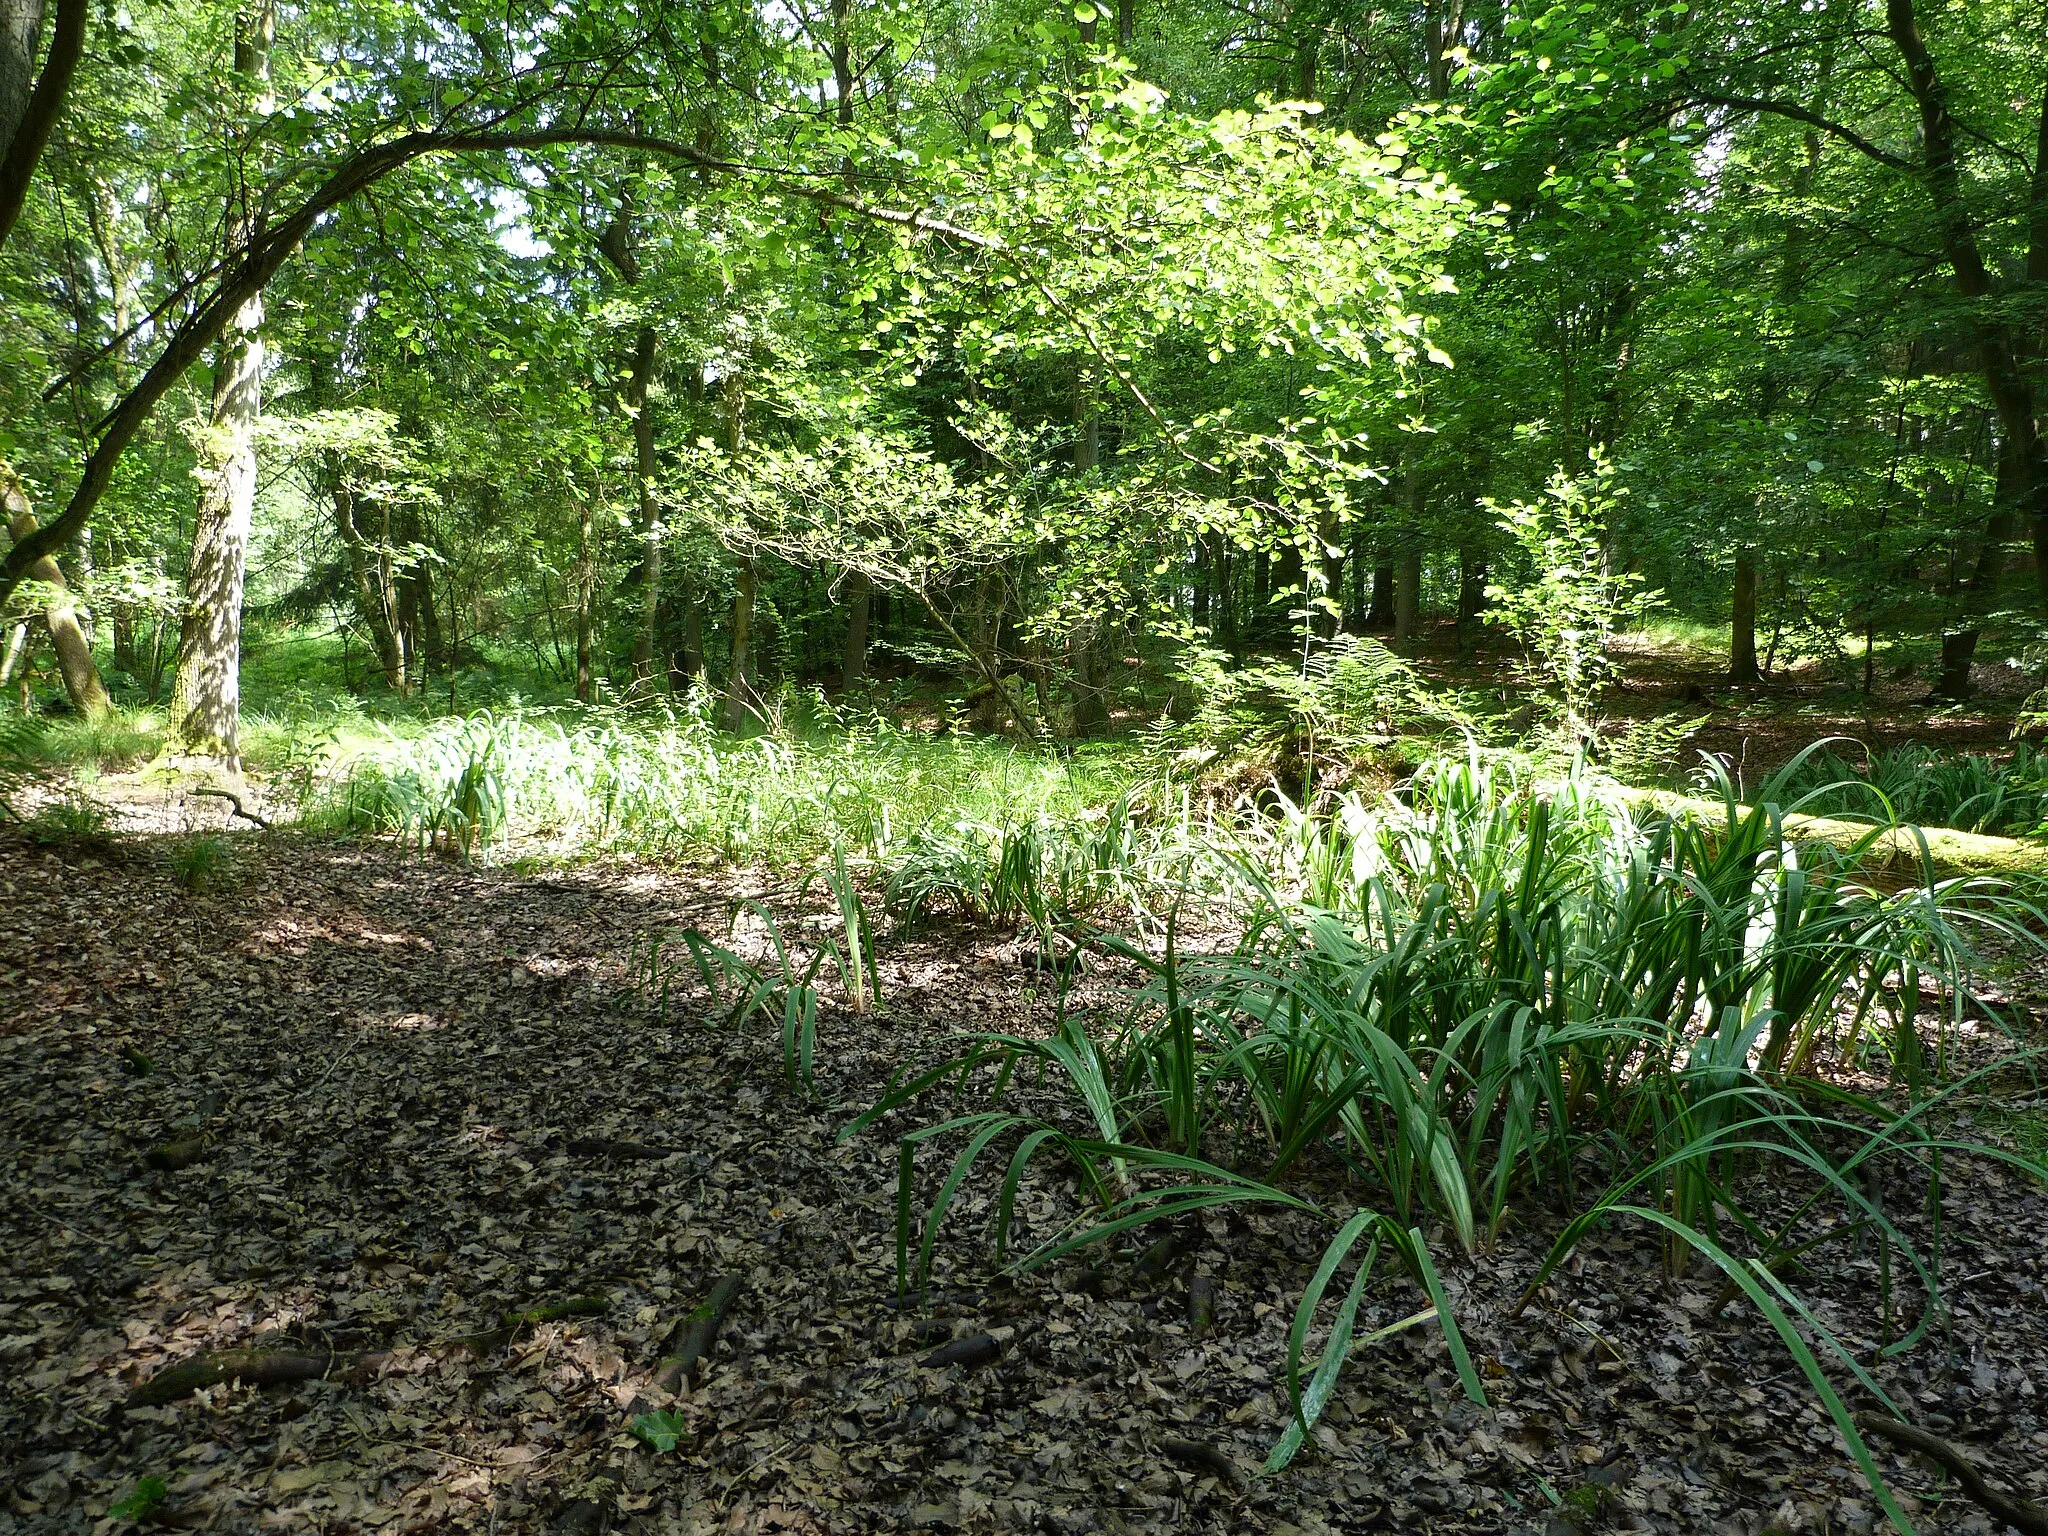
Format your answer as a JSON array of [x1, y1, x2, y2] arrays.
[[2, 466, 109, 718], [334, 483, 404, 691], [1887, 0, 2048, 616], [1367, 561, 1394, 628], [574, 497, 595, 702], [679, 593, 704, 684], [1069, 623, 1109, 736], [1315, 508, 1342, 639], [841, 570, 870, 691], [166, 1, 271, 769], [723, 559, 756, 730], [1392, 551, 1422, 651], [1730, 551, 1761, 684], [1455, 547, 1487, 657], [628, 324, 660, 681]]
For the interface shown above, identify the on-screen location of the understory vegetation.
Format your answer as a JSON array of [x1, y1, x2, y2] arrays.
[[7, 0, 2048, 1527]]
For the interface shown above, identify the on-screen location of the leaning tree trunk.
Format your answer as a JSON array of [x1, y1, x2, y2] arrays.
[[165, 2, 271, 770], [2, 464, 109, 718]]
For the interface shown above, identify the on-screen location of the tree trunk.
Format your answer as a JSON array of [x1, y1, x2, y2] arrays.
[[0, 0, 85, 252], [628, 324, 660, 681], [1069, 624, 1109, 736], [1455, 547, 1487, 657], [1392, 551, 1422, 650], [574, 498, 595, 703], [1730, 552, 1760, 684], [842, 570, 870, 691], [1367, 561, 1394, 628], [723, 558, 756, 731], [2, 468, 109, 718], [336, 486, 404, 691], [679, 592, 704, 684], [165, 2, 271, 769]]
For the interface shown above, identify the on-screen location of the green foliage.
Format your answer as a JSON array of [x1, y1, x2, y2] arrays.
[[108, 1475, 169, 1523], [166, 833, 235, 893], [318, 703, 1138, 865], [1152, 631, 1472, 788], [858, 747, 2043, 1513], [626, 1411, 688, 1454], [1770, 742, 2048, 838], [1484, 458, 1658, 731], [24, 790, 113, 845]]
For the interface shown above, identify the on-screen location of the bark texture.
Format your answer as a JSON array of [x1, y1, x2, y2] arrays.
[[2, 466, 109, 718]]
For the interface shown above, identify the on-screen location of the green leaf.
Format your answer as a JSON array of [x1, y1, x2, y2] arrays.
[[628, 1410, 689, 1453], [109, 1477, 169, 1522]]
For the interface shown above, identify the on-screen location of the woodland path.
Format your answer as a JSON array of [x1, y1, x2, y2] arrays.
[[3, 827, 2047, 1535]]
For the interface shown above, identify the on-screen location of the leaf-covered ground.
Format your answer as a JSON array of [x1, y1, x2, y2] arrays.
[[4, 825, 2048, 1535]]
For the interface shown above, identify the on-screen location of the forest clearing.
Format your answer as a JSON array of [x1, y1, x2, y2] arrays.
[[6, 0, 2048, 1531]]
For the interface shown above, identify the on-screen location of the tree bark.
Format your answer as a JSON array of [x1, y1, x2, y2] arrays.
[[1392, 551, 1422, 650], [1730, 551, 1760, 684], [1367, 561, 1394, 627], [842, 570, 870, 691], [628, 323, 660, 681], [334, 482, 404, 691], [0, 0, 83, 251], [723, 558, 756, 731], [574, 498, 595, 703], [1455, 547, 1487, 657], [166, 2, 272, 770], [2, 467, 109, 718], [1886, 0, 2048, 609]]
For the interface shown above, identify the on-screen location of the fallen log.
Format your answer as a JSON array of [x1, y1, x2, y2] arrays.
[[1615, 787, 2048, 882], [921, 1332, 1001, 1370], [652, 1275, 744, 1391], [1852, 1413, 2048, 1535], [566, 1137, 681, 1161], [128, 1348, 353, 1407]]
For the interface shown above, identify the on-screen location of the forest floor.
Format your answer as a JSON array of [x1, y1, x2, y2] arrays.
[[6, 826, 2048, 1536]]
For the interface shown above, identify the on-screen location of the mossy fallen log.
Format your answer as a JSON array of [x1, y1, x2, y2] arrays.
[[1616, 787, 2048, 882]]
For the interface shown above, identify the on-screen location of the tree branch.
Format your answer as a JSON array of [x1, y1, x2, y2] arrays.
[[0, 0, 86, 248], [1690, 89, 1914, 174], [0, 122, 998, 611]]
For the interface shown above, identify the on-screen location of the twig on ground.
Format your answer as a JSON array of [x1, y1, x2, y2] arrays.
[[187, 786, 271, 829], [1852, 1413, 2048, 1535]]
